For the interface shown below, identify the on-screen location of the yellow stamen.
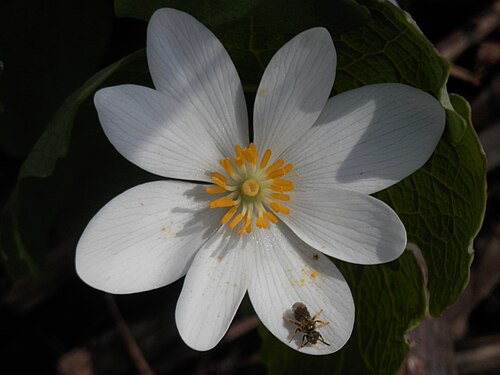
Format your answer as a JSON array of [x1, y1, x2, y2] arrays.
[[229, 213, 245, 229], [238, 215, 252, 236], [221, 206, 237, 224], [260, 149, 272, 169], [210, 171, 226, 182], [270, 201, 291, 214], [241, 179, 260, 197], [219, 158, 235, 175], [243, 143, 257, 164], [235, 145, 244, 158], [270, 184, 294, 193], [268, 163, 294, 179], [209, 197, 235, 208], [272, 193, 290, 201], [234, 155, 244, 167], [211, 176, 226, 188], [273, 179, 293, 187], [264, 211, 278, 223], [266, 159, 285, 175], [256, 215, 268, 229], [206, 186, 226, 194]]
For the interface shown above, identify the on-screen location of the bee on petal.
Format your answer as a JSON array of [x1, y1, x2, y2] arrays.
[[284, 302, 330, 348]]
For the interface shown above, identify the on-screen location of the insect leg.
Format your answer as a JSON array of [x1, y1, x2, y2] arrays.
[[317, 332, 331, 346], [314, 319, 330, 327], [288, 327, 301, 343], [299, 334, 308, 348]]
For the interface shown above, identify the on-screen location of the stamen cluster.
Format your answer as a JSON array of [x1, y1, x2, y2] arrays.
[[206, 143, 294, 235]]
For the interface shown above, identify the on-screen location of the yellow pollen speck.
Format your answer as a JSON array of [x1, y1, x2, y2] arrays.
[[206, 144, 295, 235], [311, 271, 318, 279], [241, 179, 260, 197]]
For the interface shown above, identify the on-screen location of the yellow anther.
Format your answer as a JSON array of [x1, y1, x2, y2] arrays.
[[270, 182, 294, 192], [219, 158, 235, 175], [241, 179, 260, 197], [221, 206, 237, 224], [260, 149, 272, 169], [229, 213, 245, 229], [270, 201, 291, 214], [273, 179, 293, 187], [209, 197, 235, 208], [266, 159, 285, 175], [264, 210, 278, 223], [268, 163, 294, 179], [249, 143, 257, 160], [272, 193, 290, 201], [243, 146, 257, 164], [282, 163, 293, 174], [256, 215, 268, 229], [206, 186, 226, 194], [211, 176, 226, 188], [235, 145, 244, 158], [210, 171, 226, 182], [234, 155, 244, 167], [238, 215, 252, 236]]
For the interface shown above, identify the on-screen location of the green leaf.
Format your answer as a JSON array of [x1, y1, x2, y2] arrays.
[[377, 93, 486, 315], [261, 251, 426, 374]]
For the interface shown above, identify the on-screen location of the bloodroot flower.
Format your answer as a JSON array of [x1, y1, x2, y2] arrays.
[[76, 8, 445, 355]]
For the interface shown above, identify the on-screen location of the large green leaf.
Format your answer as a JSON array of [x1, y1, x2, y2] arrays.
[[377, 93, 485, 315]]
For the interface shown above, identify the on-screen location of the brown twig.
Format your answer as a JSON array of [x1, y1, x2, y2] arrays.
[[436, 0, 500, 61], [105, 294, 156, 375], [449, 65, 482, 86], [455, 335, 500, 374]]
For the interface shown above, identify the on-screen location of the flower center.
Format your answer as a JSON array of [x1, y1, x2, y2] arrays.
[[241, 179, 260, 197], [206, 143, 294, 235]]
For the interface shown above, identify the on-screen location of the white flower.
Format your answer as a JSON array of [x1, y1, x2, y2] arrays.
[[75, 8, 445, 355]]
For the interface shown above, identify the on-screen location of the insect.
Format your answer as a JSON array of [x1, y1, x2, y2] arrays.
[[283, 302, 330, 348]]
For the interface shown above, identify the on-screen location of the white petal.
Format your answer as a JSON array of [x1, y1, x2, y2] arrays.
[[282, 188, 406, 264], [95, 85, 225, 182], [248, 224, 354, 355], [253, 28, 336, 158], [176, 229, 251, 351], [147, 8, 248, 155], [76, 181, 221, 294], [283, 83, 445, 194]]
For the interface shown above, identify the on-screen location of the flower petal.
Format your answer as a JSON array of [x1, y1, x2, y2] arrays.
[[76, 181, 220, 294], [175, 230, 251, 351], [147, 8, 248, 155], [283, 83, 445, 194], [248, 224, 354, 355], [95, 85, 225, 182], [253, 28, 336, 158], [281, 188, 406, 264]]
